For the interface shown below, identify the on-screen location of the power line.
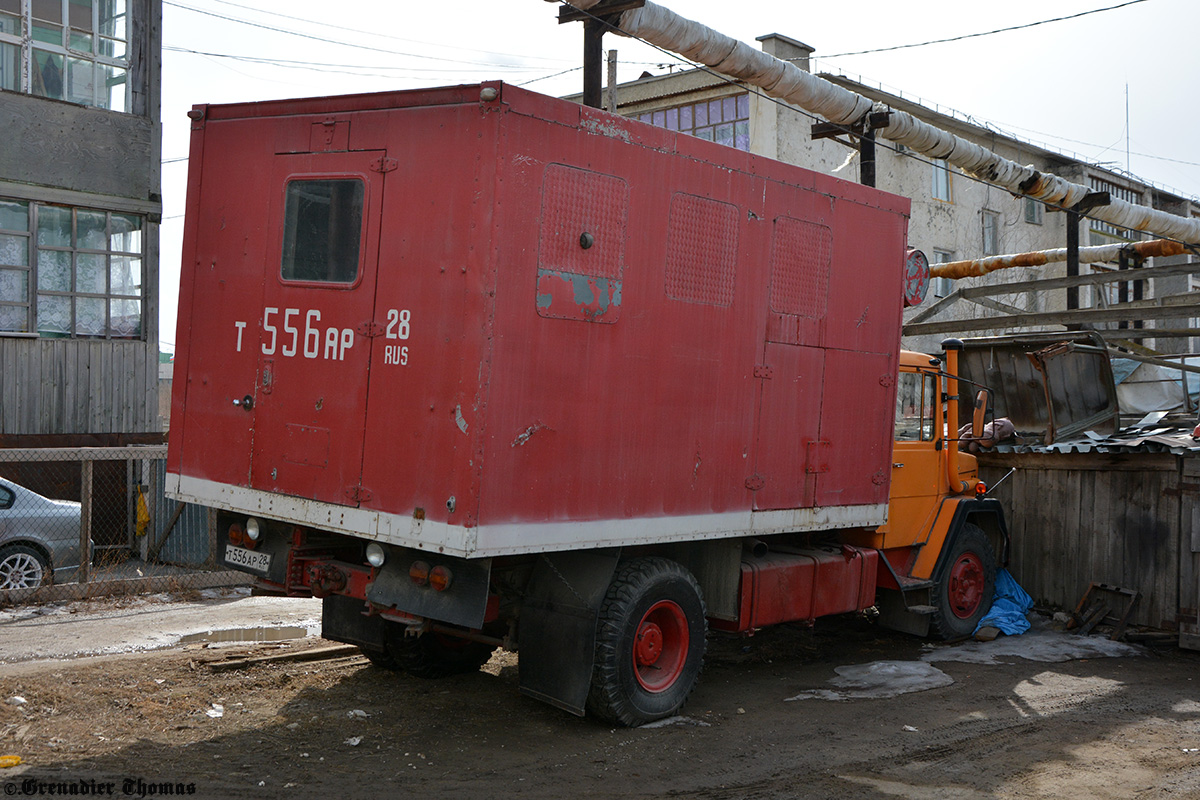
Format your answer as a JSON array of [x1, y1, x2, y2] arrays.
[[164, 44, 537, 76], [821, 0, 1151, 58], [163, 1, 545, 68], [519, 66, 583, 86], [200, 0, 573, 65]]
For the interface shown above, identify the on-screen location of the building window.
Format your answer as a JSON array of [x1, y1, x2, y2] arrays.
[[0, 0, 129, 111], [1024, 197, 1043, 225], [982, 210, 1000, 256], [0, 198, 144, 339], [1088, 176, 1142, 244], [636, 93, 750, 151], [929, 249, 954, 298], [932, 159, 951, 201]]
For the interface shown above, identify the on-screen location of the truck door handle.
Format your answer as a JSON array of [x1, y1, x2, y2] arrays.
[[233, 395, 254, 410], [893, 462, 904, 468]]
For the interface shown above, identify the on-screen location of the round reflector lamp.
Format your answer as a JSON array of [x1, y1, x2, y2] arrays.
[[245, 517, 262, 541], [366, 543, 387, 568]]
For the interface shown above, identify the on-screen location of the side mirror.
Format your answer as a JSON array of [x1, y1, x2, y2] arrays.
[[972, 390, 987, 439]]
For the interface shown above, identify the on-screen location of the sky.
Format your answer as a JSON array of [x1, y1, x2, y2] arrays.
[[158, 0, 1200, 352]]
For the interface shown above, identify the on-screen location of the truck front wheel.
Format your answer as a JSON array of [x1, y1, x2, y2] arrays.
[[931, 523, 996, 640], [586, 557, 706, 726]]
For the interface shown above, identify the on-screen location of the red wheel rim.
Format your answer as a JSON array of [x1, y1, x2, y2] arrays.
[[948, 552, 985, 619], [633, 600, 689, 692]]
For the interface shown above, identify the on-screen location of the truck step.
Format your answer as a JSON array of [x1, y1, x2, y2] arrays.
[[904, 605, 937, 615]]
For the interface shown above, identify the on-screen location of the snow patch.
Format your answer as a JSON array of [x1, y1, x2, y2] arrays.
[[922, 621, 1143, 665], [785, 660, 954, 702]]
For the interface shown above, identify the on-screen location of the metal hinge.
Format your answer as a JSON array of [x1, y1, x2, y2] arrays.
[[370, 157, 398, 174], [753, 365, 773, 379], [356, 321, 385, 337], [345, 485, 373, 503]]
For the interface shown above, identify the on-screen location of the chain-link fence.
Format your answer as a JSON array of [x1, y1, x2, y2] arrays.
[[0, 446, 249, 606]]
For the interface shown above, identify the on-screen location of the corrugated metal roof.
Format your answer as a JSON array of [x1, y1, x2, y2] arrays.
[[991, 424, 1200, 455]]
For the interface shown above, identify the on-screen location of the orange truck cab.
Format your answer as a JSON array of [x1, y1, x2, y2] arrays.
[[847, 339, 1010, 639]]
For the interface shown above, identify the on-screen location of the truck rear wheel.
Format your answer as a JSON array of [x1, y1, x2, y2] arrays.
[[586, 557, 706, 727], [386, 630, 497, 679], [931, 523, 996, 640]]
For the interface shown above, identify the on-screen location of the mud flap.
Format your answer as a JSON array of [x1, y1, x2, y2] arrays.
[[518, 549, 620, 716], [322, 594, 388, 651], [366, 550, 492, 629]]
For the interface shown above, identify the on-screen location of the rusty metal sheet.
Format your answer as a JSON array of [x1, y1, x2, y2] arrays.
[[958, 332, 1119, 445]]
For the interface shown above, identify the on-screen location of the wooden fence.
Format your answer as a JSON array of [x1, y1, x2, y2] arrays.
[[979, 451, 1197, 635]]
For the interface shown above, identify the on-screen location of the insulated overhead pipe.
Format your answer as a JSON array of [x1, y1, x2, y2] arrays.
[[553, 0, 1200, 245], [930, 239, 1190, 280]]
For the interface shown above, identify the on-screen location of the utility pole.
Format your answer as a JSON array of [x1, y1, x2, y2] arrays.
[[557, 1, 645, 109]]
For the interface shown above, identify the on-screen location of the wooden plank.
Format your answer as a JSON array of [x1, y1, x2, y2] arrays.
[[905, 302, 1200, 336], [958, 259, 1200, 300], [1062, 469, 1084, 611]]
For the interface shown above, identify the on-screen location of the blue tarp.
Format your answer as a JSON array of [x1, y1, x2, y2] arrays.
[[975, 568, 1034, 636]]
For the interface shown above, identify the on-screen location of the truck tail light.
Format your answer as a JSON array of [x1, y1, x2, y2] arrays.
[[228, 523, 244, 546], [410, 561, 430, 586], [429, 565, 453, 592], [975, 481, 987, 498]]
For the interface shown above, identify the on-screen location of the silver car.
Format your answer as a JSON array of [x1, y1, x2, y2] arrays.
[[0, 477, 87, 589]]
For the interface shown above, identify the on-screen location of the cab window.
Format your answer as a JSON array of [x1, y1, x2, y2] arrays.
[[895, 371, 937, 442]]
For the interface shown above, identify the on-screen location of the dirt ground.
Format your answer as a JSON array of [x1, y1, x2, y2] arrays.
[[2, 598, 1200, 800]]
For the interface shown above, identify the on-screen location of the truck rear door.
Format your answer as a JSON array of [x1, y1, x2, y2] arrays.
[[247, 151, 386, 506]]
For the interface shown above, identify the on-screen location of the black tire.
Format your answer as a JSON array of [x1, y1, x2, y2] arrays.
[[385, 630, 497, 679], [586, 557, 707, 727], [0, 544, 50, 589], [930, 523, 996, 640]]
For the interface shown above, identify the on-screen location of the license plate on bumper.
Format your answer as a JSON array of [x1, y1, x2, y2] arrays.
[[224, 544, 271, 573]]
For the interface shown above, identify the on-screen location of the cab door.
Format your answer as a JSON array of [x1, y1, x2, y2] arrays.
[[246, 151, 387, 506], [881, 368, 946, 547]]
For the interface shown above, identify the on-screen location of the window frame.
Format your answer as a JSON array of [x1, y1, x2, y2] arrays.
[[931, 158, 952, 202], [0, 0, 131, 112], [277, 176, 368, 289], [0, 198, 146, 340], [1024, 197, 1044, 225], [636, 92, 751, 152], [895, 370, 938, 442], [929, 249, 954, 298], [981, 210, 1000, 256]]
